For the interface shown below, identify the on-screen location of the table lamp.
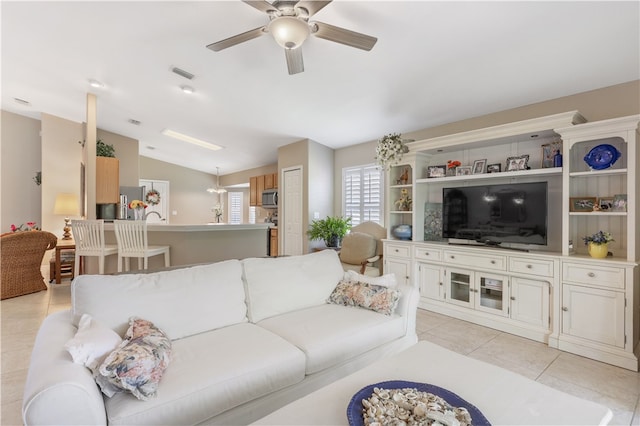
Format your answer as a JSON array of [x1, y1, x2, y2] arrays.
[[53, 193, 79, 240]]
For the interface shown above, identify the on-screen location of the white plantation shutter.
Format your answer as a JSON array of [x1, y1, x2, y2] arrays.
[[229, 192, 242, 224], [343, 164, 383, 226], [249, 206, 256, 224]]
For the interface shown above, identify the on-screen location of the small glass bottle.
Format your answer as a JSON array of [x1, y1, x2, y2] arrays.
[[553, 149, 563, 167]]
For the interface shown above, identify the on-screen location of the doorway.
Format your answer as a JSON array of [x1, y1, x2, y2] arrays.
[[282, 166, 303, 256], [140, 179, 169, 223]]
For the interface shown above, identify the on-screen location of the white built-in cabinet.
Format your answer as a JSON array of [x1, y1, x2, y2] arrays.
[[383, 112, 640, 370]]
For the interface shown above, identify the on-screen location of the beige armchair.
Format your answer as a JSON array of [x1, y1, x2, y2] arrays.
[[338, 221, 386, 276], [1, 231, 57, 300]]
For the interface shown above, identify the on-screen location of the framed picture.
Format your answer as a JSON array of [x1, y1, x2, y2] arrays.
[[570, 197, 597, 212], [598, 197, 614, 211], [487, 163, 501, 173], [426, 165, 446, 178], [612, 194, 627, 212], [541, 141, 562, 168], [472, 159, 487, 174], [455, 166, 472, 176], [506, 155, 529, 171]]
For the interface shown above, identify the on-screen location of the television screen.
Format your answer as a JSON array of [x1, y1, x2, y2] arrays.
[[442, 182, 548, 246]]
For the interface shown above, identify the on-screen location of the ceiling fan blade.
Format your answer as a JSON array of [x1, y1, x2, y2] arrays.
[[206, 26, 266, 52], [311, 21, 377, 51], [285, 48, 304, 75], [296, 0, 332, 17], [242, 0, 279, 14]]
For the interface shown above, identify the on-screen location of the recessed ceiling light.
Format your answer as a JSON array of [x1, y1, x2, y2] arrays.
[[14, 97, 31, 106], [161, 129, 223, 151], [181, 85, 195, 94], [146, 145, 156, 150], [88, 79, 104, 88]]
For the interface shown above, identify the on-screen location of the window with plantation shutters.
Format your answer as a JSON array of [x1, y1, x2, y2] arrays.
[[343, 164, 383, 226], [228, 192, 242, 224]]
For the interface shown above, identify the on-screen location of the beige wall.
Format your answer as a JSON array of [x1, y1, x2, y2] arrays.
[[41, 113, 84, 238], [139, 156, 221, 224], [1, 111, 42, 233], [219, 164, 277, 188], [333, 80, 640, 219]]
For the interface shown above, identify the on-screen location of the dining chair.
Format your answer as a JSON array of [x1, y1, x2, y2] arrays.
[[113, 220, 170, 272], [71, 219, 118, 276]]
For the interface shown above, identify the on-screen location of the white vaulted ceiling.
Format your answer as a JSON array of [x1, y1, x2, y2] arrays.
[[2, 1, 638, 174]]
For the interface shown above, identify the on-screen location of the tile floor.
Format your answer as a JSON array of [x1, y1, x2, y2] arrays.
[[2, 272, 640, 425]]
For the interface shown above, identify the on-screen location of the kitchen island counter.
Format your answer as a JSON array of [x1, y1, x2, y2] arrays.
[[84, 223, 274, 274]]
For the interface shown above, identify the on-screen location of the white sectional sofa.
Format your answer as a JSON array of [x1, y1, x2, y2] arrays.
[[22, 250, 419, 425]]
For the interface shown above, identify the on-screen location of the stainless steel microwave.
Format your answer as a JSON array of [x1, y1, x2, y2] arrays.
[[262, 189, 278, 208]]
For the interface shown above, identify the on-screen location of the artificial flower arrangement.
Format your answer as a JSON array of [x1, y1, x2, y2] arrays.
[[583, 230, 614, 246], [447, 160, 461, 169], [375, 133, 409, 170], [128, 199, 148, 210], [395, 188, 413, 211], [10, 222, 40, 232], [145, 189, 161, 206]]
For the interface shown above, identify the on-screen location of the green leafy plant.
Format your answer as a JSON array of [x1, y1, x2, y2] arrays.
[[307, 216, 352, 248], [96, 139, 116, 157]]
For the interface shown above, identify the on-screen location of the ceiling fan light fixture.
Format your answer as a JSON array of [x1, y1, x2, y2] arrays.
[[268, 16, 310, 49]]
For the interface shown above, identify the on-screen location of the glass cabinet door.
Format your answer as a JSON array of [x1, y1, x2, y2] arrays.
[[447, 270, 472, 307], [477, 274, 508, 316]]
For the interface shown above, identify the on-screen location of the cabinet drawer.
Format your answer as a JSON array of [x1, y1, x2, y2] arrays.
[[510, 257, 554, 277], [443, 250, 506, 271], [562, 262, 625, 290], [385, 244, 411, 258], [414, 246, 442, 262]]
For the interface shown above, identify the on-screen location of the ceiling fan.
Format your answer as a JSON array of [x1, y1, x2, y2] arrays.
[[206, 0, 377, 75]]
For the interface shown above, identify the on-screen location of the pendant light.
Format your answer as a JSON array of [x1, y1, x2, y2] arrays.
[[207, 167, 227, 194]]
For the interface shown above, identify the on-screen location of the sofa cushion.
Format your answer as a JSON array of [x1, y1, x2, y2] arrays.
[[243, 250, 345, 322], [104, 323, 306, 426], [344, 270, 398, 288], [72, 261, 246, 339], [98, 318, 172, 401], [257, 304, 406, 375], [328, 280, 400, 315]]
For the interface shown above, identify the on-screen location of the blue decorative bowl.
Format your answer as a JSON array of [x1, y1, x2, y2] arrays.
[[392, 225, 412, 240]]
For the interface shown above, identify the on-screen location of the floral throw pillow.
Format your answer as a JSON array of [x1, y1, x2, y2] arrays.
[[328, 280, 400, 316], [98, 317, 172, 400]]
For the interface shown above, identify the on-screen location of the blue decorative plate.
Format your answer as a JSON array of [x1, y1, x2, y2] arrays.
[[347, 380, 491, 426], [583, 144, 621, 170]]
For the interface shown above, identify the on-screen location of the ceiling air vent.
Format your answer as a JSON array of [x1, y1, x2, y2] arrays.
[[171, 67, 195, 80], [128, 119, 141, 126], [14, 97, 31, 106]]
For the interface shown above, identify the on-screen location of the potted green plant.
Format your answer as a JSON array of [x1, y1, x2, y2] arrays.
[[307, 216, 352, 248], [96, 139, 116, 157]]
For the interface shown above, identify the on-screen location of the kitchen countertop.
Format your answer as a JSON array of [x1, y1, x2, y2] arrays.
[[103, 222, 272, 232]]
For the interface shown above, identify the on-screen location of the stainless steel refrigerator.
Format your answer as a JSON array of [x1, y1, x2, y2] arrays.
[[119, 186, 145, 220]]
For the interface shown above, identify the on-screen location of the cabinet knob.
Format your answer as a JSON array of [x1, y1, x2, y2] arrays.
[[395, 249, 399, 253], [490, 260, 496, 264], [405, 276, 409, 280], [510, 296, 516, 300], [587, 272, 595, 278], [526, 264, 533, 269], [562, 307, 568, 312], [439, 282, 443, 286], [424, 252, 430, 256], [450, 255, 455, 259]]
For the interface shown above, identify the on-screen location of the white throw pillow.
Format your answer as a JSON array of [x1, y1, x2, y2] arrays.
[[344, 270, 398, 288], [64, 313, 122, 371]]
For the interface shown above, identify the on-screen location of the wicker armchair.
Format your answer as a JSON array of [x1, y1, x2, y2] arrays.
[[1, 231, 57, 300]]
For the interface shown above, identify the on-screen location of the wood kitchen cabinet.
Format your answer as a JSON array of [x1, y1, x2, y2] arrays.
[[250, 173, 277, 206], [96, 157, 119, 203], [270, 227, 278, 256], [250, 176, 257, 206], [256, 175, 265, 206]]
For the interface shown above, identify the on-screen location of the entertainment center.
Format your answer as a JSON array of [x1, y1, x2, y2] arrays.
[[383, 111, 640, 370]]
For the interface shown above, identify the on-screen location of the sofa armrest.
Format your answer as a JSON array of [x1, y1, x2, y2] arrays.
[[394, 281, 419, 338], [22, 310, 107, 426]]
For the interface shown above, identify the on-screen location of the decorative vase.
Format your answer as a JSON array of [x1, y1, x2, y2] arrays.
[[392, 225, 412, 240], [446, 168, 456, 177], [588, 242, 608, 258], [134, 208, 144, 221]]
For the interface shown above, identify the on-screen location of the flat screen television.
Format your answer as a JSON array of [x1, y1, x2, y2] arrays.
[[442, 182, 547, 247]]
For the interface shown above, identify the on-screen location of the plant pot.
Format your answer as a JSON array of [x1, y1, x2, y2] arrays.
[[588, 242, 608, 258], [325, 236, 342, 249]]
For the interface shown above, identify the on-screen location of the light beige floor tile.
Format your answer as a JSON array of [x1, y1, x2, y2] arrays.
[[467, 332, 560, 380], [47, 303, 71, 315], [631, 400, 640, 425], [415, 308, 450, 333], [1, 398, 24, 426], [420, 316, 501, 355], [0, 368, 28, 405], [1, 347, 33, 373]]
